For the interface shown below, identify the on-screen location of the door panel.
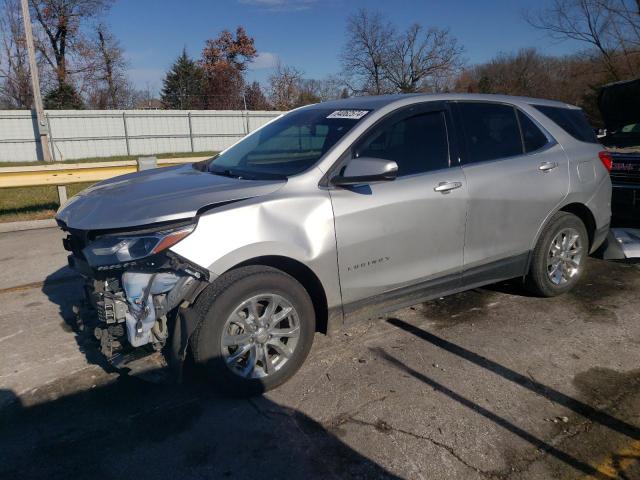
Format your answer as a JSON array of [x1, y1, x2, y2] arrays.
[[461, 144, 569, 270], [452, 101, 570, 274], [330, 167, 467, 307]]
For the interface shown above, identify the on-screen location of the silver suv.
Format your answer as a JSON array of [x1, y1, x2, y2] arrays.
[[57, 94, 612, 394]]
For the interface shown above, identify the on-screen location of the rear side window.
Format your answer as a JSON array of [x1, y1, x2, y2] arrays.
[[356, 111, 449, 176], [533, 105, 597, 143], [517, 110, 549, 153], [456, 103, 523, 163]]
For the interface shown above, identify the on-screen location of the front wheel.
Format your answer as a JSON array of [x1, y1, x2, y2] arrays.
[[525, 211, 588, 297], [190, 266, 316, 396]]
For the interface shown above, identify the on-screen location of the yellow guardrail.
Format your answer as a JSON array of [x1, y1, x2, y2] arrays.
[[0, 155, 211, 205], [0, 156, 210, 189]]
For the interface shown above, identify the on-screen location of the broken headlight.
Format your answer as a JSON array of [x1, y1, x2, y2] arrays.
[[83, 224, 195, 268]]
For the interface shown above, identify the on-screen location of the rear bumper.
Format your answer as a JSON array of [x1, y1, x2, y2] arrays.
[[612, 183, 640, 208]]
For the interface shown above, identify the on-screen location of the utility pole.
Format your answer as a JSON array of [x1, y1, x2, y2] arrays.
[[21, 0, 52, 162]]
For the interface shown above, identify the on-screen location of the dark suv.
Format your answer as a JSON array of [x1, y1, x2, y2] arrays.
[[599, 78, 640, 224]]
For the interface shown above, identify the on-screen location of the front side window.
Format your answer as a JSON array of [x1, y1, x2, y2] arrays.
[[209, 108, 368, 178], [457, 102, 523, 163], [354, 111, 450, 176]]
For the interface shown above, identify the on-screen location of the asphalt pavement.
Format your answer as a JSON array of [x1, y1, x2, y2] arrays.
[[0, 227, 639, 479]]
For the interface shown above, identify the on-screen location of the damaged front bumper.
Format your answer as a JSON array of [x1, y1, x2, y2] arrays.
[[61, 222, 210, 376]]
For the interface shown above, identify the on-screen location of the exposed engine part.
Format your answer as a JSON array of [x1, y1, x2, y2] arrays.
[[94, 324, 126, 357], [121, 271, 184, 348], [151, 315, 169, 350], [96, 292, 128, 324], [153, 293, 168, 318], [104, 277, 121, 292]]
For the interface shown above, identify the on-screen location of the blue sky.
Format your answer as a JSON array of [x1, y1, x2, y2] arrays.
[[107, 0, 583, 94]]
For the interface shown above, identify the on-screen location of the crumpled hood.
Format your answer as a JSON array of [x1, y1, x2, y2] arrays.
[[56, 164, 286, 231]]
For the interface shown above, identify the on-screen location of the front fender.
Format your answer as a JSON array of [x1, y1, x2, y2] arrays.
[[169, 192, 342, 309]]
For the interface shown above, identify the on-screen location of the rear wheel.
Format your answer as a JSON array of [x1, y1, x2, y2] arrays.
[[191, 265, 315, 396], [525, 212, 588, 297]]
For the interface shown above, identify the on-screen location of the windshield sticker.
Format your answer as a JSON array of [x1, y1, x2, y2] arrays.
[[327, 110, 370, 120]]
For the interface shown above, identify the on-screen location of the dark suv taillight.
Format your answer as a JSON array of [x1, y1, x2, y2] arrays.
[[598, 151, 613, 172]]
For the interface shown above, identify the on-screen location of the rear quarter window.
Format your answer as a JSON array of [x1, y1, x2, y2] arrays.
[[517, 110, 550, 153], [533, 105, 597, 144]]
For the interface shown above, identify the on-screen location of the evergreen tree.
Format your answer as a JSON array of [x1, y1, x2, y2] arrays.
[[161, 49, 205, 109], [44, 83, 84, 109]]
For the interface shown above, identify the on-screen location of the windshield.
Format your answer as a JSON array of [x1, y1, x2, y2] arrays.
[[208, 108, 369, 178]]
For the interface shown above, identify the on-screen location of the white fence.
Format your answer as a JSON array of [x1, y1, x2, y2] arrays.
[[0, 109, 283, 162]]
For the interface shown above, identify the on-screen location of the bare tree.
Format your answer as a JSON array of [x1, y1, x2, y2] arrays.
[[267, 65, 346, 109], [268, 62, 304, 110], [0, 0, 33, 107], [342, 9, 464, 95], [85, 24, 131, 108], [525, 0, 640, 80], [599, 0, 640, 47], [0, 0, 133, 109], [97, 25, 120, 107], [452, 47, 640, 124], [29, 0, 114, 88], [308, 75, 347, 101], [341, 9, 394, 95], [384, 24, 464, 92], [455, 49, 559, 98], [597, 0, 640, 74]]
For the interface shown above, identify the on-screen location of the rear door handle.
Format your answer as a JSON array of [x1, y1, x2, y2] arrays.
[[539, 161, 558, 172], [434, 181, 462, 193]]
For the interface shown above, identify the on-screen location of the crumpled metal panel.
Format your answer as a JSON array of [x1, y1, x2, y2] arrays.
[[55, 164, 286, 230], [603, 228, 640, 260], [169, 170, 343, 312]]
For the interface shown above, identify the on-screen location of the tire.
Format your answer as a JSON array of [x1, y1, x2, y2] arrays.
[[190, 265, 315, 396], [525, 211, 588, 297]]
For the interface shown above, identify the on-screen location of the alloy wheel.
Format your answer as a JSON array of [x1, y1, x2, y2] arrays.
[[547, 227, 583, 285], [220, 293, 301, 379]]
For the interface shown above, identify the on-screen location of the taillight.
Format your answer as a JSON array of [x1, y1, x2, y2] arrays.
[[598, 151, 613, 172]]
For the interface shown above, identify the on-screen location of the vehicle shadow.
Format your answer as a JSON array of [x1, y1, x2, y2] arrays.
[[482, 255, 639, 298], [33, 270, 401, 478], [377, 317, 640, 479], [385, 317, 640, 440], [481, 277, 533, 297], [0, 373, 400, 479], [41, 267, 115, 372]]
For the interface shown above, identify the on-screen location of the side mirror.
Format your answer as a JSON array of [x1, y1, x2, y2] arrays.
[[331, 157, 398, 186]]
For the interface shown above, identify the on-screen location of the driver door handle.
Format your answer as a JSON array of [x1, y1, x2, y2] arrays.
[[434, 181, 462, 193], [539, 161, 558, 172]]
